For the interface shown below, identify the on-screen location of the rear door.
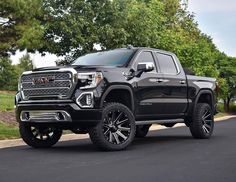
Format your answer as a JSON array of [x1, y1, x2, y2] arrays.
[[154, 52, 188, 116]]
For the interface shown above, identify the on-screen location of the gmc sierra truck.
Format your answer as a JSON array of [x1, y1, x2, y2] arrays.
[[15, 47, 217, 151]]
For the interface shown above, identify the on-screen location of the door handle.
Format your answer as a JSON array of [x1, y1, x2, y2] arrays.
[[180, 80, 186, 84], [156, 79, 164, 83], [149, 78, 169, 83], [157, 79, 169, 83]]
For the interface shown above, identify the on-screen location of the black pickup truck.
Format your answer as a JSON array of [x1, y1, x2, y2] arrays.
[[15, 47, 217, 151]]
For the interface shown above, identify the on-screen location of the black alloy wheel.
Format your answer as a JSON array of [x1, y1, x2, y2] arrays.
[[190, 103, 214, 139], [103, 109, 131, 144], [201, 108, 214, 134], [19, 123, 62, 148], [89, 103, 136, 151]]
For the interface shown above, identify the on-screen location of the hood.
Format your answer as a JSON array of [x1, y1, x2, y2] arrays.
[[32, 65, 124, 72]]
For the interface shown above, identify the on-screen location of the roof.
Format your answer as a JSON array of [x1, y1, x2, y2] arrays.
[[115, 46, 175, 56]]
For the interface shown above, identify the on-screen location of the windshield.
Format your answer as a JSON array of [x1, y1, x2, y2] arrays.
[[72, 49, 135, 66]]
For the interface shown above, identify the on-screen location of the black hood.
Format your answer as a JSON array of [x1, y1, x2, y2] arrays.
[[32, 65, 122, 72]]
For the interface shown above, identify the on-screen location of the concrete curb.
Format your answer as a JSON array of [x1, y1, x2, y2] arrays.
[[0, 115, 235, 149]]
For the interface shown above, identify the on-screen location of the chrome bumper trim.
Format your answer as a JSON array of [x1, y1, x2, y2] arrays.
[[20, 110, 72, 123]]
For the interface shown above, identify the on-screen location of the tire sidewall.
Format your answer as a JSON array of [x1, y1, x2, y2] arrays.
[[190, 103, 214, 139], [19, 123, 62, 148], [90, 103, 136, 151]]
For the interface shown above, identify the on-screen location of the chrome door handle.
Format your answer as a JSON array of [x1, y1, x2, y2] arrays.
[[180, 80, 186, 84], [149, 78, 169, 83], [156, 79, 164, 83], [157, 79, 170, 83]]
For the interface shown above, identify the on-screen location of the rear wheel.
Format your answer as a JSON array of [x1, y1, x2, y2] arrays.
[[135, 125, 151, 138], [89, 103, 136, 151], [19, 123, 62, 148], [189, 103, 214, 139]]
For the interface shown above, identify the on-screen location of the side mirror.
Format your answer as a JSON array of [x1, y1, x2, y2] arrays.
[[137, 62, 154, 72]]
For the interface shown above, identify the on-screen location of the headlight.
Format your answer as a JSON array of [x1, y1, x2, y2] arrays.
[[78, 72, 103, 89]]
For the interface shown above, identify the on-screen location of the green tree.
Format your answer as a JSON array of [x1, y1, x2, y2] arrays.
[[0, 0, 45, 57], [18, 53, 33, 72], [0, 58, 19, 90], [0, 54, 32, 91], [43, 0, 119, 64], [216, 54, 236, 112]]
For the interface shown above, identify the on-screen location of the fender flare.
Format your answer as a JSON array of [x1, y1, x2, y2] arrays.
[[194, 89, 215, 111], [100, 85, 135, 112]]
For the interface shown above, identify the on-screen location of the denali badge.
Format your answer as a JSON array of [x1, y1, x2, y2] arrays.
[[32, 76, 55, 85]]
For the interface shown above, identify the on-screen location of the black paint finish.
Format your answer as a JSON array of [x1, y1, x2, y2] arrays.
[[15, 47, 217, 128]]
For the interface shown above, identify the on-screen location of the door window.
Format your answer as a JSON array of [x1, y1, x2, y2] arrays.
[[156, 53, 177, 74], [134, 51, 157, 72]]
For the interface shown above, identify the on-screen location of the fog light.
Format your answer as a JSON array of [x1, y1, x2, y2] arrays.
[[25, 112, 30, 120], [20, 112, 30, 121], [76, 92, 94, 108], [86, 94, 92, 106], [57, 112, 64, 120]]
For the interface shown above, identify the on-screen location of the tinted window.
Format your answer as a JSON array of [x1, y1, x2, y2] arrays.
[[134, 51, 156, 71], [156, 53, 177, 74], [73, 49, 135, 66]]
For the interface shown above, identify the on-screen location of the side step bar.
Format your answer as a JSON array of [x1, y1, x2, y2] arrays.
[[135, 119, 185, 125]]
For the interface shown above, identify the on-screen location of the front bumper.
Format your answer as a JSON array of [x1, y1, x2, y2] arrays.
[[15, 100, 102, 127]]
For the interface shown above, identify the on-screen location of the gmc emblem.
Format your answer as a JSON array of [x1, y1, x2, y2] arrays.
[[32, 76, 55, 85]]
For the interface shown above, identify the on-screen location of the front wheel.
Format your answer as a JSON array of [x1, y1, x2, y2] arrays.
[[189, 103, 214, 139], [89, 103, 136, 151], [19, 123, 62, 148]]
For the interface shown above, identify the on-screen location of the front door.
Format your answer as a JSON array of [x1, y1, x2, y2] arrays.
[[133, 51, 166, 120]]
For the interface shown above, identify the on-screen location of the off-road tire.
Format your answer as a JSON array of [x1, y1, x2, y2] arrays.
[[189, 103, 214, 139], [19, 123, 62, 148], [89, 103, 136, 151]]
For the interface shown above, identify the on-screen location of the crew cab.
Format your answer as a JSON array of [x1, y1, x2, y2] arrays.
[[15, 47, 217, 150]]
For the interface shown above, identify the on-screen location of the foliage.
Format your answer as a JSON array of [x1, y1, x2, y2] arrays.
[[18, 53, 33, 72], [0, 58, 19, 90], [42, 0, 119, 64], [0, 54, 32, 90], [0, 92, 15, 111], [0, 0, 46, 57], [216, 54, 236, 111], [0, 122, 19, 140]]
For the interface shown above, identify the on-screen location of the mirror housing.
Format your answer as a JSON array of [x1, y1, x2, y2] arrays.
[[137, 62, 154, 72]]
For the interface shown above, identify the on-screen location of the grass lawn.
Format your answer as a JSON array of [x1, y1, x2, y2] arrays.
[[0, 122, 19, 140], [0, 91, 15, 111], [215, 112, 229, 118]]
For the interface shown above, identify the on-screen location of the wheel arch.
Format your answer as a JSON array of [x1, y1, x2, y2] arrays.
[[100, 85, 135, 112], [194, 89, 215, 111]]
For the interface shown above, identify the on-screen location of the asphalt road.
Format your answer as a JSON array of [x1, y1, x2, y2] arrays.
[[1, 118, 236, 182]]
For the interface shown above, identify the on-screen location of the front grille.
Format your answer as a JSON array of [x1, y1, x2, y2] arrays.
[[20, 70, 76, 100]]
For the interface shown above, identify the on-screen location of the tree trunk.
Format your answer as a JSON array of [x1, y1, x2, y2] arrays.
[[224, 97, 231, 113], [224, 99, 228, 112], [227, 97, 231, 113]]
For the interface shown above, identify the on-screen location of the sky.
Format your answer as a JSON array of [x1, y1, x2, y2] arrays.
[[11, 0, 236, 66], [188, 0, 236, 57], [11, 50, 58, 67]]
